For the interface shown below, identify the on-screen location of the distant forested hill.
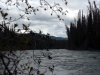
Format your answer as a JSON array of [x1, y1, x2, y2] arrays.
[[38, 33, 68, 40]]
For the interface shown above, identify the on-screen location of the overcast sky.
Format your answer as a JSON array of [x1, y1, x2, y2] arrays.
[[0, 0, 100, 38]]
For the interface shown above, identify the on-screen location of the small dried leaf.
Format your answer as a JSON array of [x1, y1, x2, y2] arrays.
[[30, 67, 33, 72], [14, 24, 18, 28], [48, 55, 52, 60], [37, 9, 39, 11]]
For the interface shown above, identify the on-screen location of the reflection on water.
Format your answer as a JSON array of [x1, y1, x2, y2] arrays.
[[1, 49, 100, 75]]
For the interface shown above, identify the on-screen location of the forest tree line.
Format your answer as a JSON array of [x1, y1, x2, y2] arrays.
[[66, 1, 100, 50], [0, 24, 68, 51]]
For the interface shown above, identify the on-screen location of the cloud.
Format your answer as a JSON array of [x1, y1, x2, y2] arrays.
[[0, 0, 100, 37]]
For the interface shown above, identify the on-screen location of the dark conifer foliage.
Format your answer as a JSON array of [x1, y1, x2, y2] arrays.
[[66, 1, 100, 50], [0, 25, 68, 50]]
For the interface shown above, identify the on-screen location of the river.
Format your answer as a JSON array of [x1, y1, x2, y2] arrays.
[[19, 49, 100, 75], [1, 49, 100, 75]]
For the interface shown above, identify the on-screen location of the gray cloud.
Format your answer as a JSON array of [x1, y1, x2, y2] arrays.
[[0, 0, 99, 37]]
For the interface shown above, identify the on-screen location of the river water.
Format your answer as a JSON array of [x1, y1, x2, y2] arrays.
[[1, 49, 100, 75], [18, 49, 100, 75]]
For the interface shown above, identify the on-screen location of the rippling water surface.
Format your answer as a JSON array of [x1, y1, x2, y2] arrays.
[[1, 49, 100, 75], [19, 49, 100, 75]]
